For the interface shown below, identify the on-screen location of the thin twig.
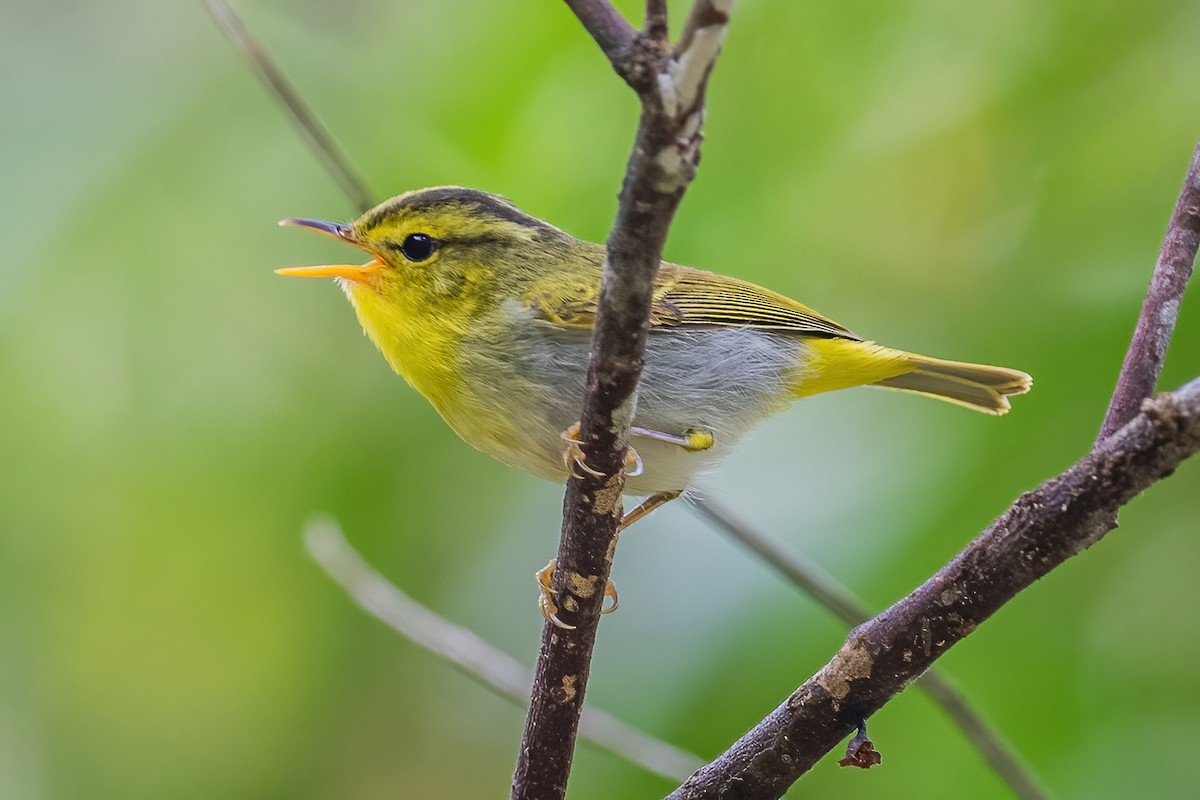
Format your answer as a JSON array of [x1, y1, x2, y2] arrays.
[[303, 517, 705, 784], [914, 672, 1043, 796], [686, 494, 1048, 800], [644, 0, 669, 39], [512, 4, 735, 799], [686, 495, 869, 624], [563, 0, 637, 65], [669, 376, 1200, 799], [1098, 142, 1200, 440], [200, 0, 375, 214]]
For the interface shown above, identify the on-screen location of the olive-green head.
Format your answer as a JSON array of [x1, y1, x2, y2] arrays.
[[276, 187, 574, 296]]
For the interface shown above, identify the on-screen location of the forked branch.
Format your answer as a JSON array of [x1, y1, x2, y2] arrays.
[[511, 3, 735, 799]]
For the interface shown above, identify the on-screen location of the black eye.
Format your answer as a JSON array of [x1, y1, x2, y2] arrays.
[[400, 233, 437, 262]]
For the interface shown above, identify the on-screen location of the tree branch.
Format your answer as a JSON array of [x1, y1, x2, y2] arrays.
[[511, 4, 735, 799], [669, 377, 1200, 799], [686, 495, 1048, 799], [302, 517, 703, 783], [669, 141, 1200, 797], [1098, 142, 1200, 440], [199, 0, 375, 214]]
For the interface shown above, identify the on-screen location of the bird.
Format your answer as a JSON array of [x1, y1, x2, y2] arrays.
[[277, 186, 1031, 625]]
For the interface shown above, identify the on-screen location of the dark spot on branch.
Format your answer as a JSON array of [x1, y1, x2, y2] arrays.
[[695, 7, 730, 27], [838, 724, 882, 769]]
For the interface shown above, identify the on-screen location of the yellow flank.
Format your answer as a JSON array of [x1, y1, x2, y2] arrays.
[[276, 186, 1032, 495]]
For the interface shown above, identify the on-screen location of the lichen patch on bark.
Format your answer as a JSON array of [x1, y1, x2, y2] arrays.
[[566, 571, 599, 598], [560, 674, 578, 703], [817, 636, 874, 700], [592, 474, 624, 516]]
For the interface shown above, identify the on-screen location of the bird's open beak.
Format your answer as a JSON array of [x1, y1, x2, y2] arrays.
[[275, 217, 382, 287], [279, 217, 355, 241]]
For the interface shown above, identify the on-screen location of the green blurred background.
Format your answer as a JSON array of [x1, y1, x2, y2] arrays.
[[3, 0, 1199, 797]]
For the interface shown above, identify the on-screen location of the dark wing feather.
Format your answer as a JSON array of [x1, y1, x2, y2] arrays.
[[654, 267, 859, 338], [526, 263, 859, 340]]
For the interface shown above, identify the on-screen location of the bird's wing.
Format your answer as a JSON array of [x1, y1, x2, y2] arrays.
[[525, 263, 860, 340]]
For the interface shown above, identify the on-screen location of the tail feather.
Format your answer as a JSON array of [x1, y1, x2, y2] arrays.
[[872, 353, 1032, 415]]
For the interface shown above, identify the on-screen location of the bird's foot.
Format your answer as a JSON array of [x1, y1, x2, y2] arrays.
[[561, 422, 643, 479], [561, 423, 602, 479], [536, 559, 619, 630]]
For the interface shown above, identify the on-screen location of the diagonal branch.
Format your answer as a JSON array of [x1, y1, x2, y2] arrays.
[[562, 0, 637, 67], [1098, 143, 1200, 440], [674, 1, 733, 109], [669, 376, 1200, 799], [686, 495, 870, 625], [511, 4, 735, 799], [200, 0, 375, 214], [687, 495, 1048, 799], [668, 139, 1200, 799], [303, 517, 704, 783]]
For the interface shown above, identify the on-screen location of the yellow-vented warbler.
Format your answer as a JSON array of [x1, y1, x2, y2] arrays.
[[277, 187, 1030, 619]]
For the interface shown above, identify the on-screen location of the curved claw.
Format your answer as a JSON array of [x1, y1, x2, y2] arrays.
[[535, 559, 620, 627], [561, 423, 603, 480], [539, 593, 576, 630], [562, 423, 646, 480], [536, 559, 576, 630], [601, 579, 619, 615]]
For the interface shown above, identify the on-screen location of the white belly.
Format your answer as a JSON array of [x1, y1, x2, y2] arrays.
[[457, 310, 804, 495]]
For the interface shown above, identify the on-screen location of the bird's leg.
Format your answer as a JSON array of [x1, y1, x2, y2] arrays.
[[544, 423, 702, 628], [631, 425, 715, 452], [536, 489, 682, 629], [619, 489, 683, 531]]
